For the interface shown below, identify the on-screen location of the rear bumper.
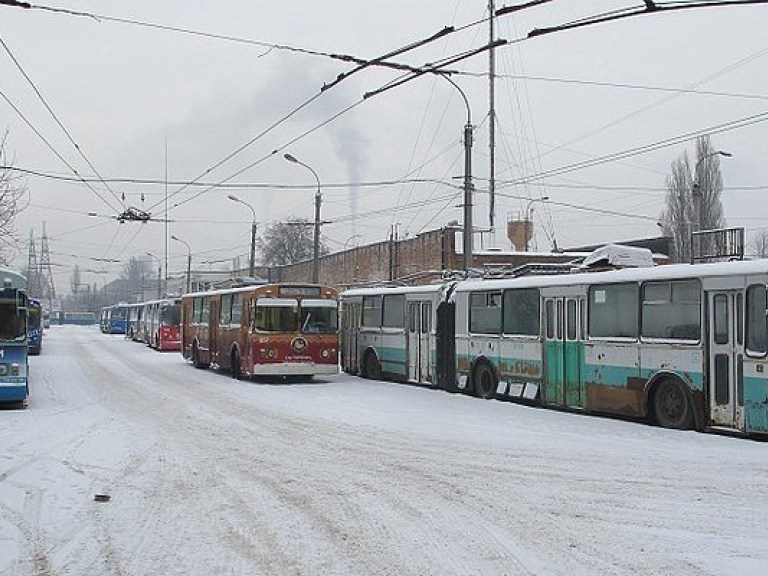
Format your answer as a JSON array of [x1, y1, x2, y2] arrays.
[[253, 363, 338, 376]]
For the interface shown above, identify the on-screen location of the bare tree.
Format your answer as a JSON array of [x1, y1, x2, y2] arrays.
[[751, 230, 768, 259], [257, 219, 329, 266], [120, 256, 152, 301], [0, 131, 27, 265], [660, 135, 726, 262]]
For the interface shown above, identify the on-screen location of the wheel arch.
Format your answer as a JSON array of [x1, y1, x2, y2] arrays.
[[360, 346, 381, 378], [469, 355, 499, 398], [645, 370, 705, 430]]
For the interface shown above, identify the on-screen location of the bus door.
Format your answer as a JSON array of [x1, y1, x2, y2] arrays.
[[544, 297, 586, 407], [407, 301, 432, 383], [343, 301, 361, 373], [708, 291, 744, 429]]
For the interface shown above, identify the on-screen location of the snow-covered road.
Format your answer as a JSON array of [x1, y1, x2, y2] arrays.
[[1, 326, 767, 575]]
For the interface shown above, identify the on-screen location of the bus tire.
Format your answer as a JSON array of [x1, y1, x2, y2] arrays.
[[231, 348, 242, 380], [362, 350, 382, 380], [473, 361, 497, 400], [652, 379, 693, 430]]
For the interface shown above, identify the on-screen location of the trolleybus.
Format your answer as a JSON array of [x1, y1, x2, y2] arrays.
[[181, 282, 339, 379], [126, 302, 144, 341], [0, 269, 29, 404], [340, 258, 768, 437], [100, 303, 129, 334], [143, 297, 182, 351], [27, 298, 43, 355]]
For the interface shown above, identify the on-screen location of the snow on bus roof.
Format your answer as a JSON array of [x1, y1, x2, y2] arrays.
[[455, 258, 768, 292], [341, 283, 447, 298]]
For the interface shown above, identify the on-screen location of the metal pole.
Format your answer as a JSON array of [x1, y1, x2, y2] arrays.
[[283, 154, 321, 284], [186, 253, 191, 294], [463, 122, 474, 270], [313, 189, 321, 283], [488, 0, 496, 233], [250, 221, 257, 279]]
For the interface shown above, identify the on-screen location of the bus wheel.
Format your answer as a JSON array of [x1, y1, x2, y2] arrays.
[[473, 361, 497, 400], [363, 350, 382, 380], [231, 348, 242, 380], [653, 379, 693, 430]]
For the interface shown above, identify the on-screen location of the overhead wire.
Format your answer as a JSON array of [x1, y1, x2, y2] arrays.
[[0, 35, 124, 212]]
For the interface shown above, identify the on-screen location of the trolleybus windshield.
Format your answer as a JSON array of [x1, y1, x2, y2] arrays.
[[0, 295, 27, 340], [300, 299, 338, 334]]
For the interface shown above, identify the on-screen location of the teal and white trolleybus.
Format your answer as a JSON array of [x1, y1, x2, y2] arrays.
[[0, 268, 29, 405], [341, 258, 768, 437]]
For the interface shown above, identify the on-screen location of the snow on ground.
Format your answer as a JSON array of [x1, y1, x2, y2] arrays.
[[1, 326, 767, 575]]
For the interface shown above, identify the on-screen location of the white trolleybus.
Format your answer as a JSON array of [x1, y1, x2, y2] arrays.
[[340, 258, 768, 437]]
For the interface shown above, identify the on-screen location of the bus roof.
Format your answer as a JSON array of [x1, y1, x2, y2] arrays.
[[455, 258, 768, 293], [181, 283, 338, 300], [341, 283, 447, 298], [0, 268, 27, 291]]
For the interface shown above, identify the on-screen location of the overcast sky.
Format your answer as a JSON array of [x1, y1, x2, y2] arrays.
[[1, 1, 767, 294]]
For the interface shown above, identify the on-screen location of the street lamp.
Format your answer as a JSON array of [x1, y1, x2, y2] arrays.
[[284, 153, 321, 283], [344, 234, 362, 250], [146, 252, 162, 297], [692, 150, 732, 234], [436, 75, 474, 271], [171, 235, 191, 294], [227, 194, 257, 278], [524, 196, 549, 252]]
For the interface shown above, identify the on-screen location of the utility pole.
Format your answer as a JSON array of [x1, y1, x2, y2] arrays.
[[463, 121, 474, 270], [250, 219, 257, 279], [488, 0, 497, 234], [284, 153, 322, 284]]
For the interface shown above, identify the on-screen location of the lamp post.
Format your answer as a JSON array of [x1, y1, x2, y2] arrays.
[[692, 150, 731, 234], [344, 234, 362, 250], [524, 196, 549, 252], [227, 194, 257, 278], [436, 75, 474, 271], [171, 235, 191, 294], [284, 153, 321, 283], [145, 252, 162, 297]]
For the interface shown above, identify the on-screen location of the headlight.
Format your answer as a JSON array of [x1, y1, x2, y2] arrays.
[[0, 365, 7, 376], [10, 363, 19, 376]]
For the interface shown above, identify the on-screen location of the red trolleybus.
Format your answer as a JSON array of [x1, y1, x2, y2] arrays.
[[181, 283, 339, 379], [144, 297, 182, 351]]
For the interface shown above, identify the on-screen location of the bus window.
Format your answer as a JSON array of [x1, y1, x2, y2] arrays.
[[746, 284, 767, 356], [0, 299, 26, 340], [300, 299, 338, 334], [503, 288, 539, 336], [589, 283, 638, 339], [382, 295, 405, 329], [253, 298, 298, 332], [231, 296, 242, 327], [641, 280, 700, 341], [545, 300, 555, 339], [161, 303, 181, 327], [220, 294, 232, 325], [469, 292, 502, 334], [362, 296, 382, 328]]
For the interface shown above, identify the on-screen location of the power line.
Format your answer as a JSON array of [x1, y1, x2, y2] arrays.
[[497, 109, 768, 188], [0, 35, 124, 211], [0, 88, 121, 213], [1, 165, 455, 191]]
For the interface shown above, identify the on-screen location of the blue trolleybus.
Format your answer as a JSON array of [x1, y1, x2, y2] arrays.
[[100, 303, 129, 334], [341, 258, 768, 437], [0, 268, 29, 405]]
